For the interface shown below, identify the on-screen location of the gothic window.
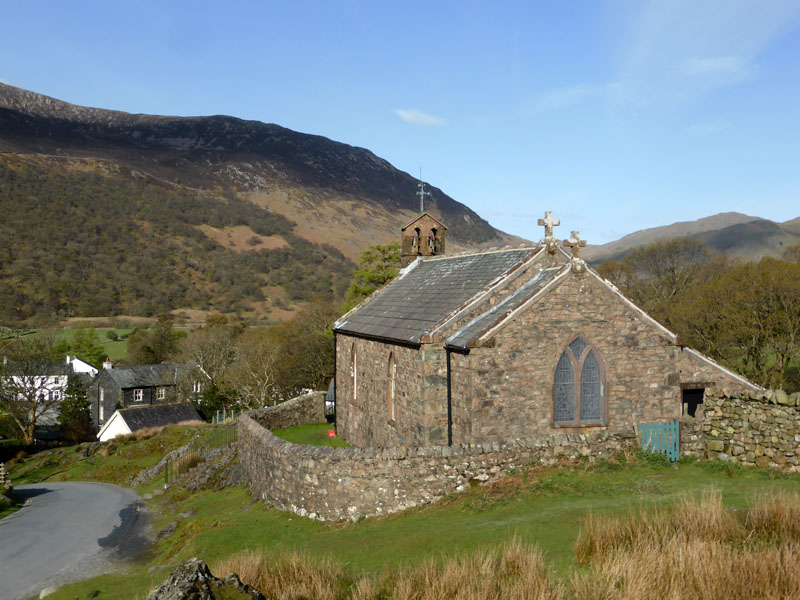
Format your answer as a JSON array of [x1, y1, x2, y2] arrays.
[[387, 353, 397, 421], [553, 335, 605, 426]]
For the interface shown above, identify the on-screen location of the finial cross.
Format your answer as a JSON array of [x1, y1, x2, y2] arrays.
[[417, 181, 431, 213], [563, 231, 587, 260], [538, 211, 560, 239]]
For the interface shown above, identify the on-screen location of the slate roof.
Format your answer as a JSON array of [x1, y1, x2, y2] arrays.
[[103, 362, 183, 389], [446, 266, 568, 350], [335, 248, 538, 344], [117, 402, 202, 432]]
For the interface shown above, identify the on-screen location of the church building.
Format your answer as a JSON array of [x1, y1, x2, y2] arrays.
[[333, 212, 758, 449]]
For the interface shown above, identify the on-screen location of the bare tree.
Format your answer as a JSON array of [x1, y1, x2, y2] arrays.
[[228, 328, 280, 408], [0, 335, 63, 445], [180, 319, 240, 388]]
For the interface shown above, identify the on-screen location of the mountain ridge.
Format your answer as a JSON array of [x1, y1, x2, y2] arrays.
[[585, 212, 800, 264]]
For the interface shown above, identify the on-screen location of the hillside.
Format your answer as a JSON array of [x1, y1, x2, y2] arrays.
[[584, 212, 800, 264], [0, 83, 518, 325]]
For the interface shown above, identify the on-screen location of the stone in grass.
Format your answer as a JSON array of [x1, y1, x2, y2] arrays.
[[147, 558, 265, 600]]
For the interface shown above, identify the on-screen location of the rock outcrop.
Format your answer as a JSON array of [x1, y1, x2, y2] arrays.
[[147, 558, 264, 600]]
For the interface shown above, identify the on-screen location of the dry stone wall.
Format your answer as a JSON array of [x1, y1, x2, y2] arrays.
[[239, 403, 635, 521], [684, 388, 800, 471], [250, 391, 326, 430]]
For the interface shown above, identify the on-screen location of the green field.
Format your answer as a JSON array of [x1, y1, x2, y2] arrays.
[[6, 424, 800, 599], [272, 421, 350, 447], [54, 328, 133, 361]]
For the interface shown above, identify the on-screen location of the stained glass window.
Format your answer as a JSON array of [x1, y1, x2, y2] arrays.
[[554, 337, 605, 426], [554, 352, 575, 423], [580, 350, 602, 421], [569, 336, 587, 360]]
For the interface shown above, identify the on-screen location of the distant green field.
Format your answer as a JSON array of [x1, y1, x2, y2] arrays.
[[53, 328, 134, 361]]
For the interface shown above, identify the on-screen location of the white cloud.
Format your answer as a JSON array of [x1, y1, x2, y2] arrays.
[[393, 109, 447, 126], [682, 56, 755, 83], [611, 0, 800, 102]]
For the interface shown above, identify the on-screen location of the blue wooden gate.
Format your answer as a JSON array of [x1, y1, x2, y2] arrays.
[[639, 420, 680, 462]]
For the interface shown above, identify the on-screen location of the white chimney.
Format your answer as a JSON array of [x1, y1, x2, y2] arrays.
[[103, 357, 113, 370]]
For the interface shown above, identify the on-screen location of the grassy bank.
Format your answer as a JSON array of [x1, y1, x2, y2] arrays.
[[8, 428, 800, 599]]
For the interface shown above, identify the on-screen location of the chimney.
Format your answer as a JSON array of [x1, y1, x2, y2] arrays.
[[103, 357, 113, 370]]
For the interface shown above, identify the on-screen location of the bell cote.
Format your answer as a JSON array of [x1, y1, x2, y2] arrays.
[[401, 212, 447, 266]]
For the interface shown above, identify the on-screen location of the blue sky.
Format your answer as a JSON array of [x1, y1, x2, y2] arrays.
[[2, 0, 799, 243]]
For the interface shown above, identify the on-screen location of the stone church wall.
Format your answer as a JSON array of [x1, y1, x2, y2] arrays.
[[239, 407, 634, 521], [680, 388, 800, 471], [335, 335, 441, 448], [450, 271, 684, 443]]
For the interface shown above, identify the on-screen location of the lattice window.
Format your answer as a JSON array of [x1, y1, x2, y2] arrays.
[[554, 353, 575, 423], [553, 336, 605, 426], [580, 351, 602, 421]]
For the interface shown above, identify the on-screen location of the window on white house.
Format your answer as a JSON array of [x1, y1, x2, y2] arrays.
[[193, 381, 202, 394], [157, 387, 166, 400], [134, 389, 144, 402], [51, 390, 61, 401]]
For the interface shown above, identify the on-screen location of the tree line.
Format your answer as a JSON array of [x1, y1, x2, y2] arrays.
[[598, 238, 800, 391]]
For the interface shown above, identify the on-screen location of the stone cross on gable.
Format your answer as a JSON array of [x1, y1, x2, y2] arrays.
[[538, 211, 560, 239], [538, 211, 561, 254], [563, 231, 587, 259]]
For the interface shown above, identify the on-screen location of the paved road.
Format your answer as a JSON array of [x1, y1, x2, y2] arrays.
[[0, 482, 145, 600]]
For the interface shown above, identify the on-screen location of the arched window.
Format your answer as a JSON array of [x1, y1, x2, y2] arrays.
[[412, 227, 421, 252], [351, 344, 358, 403], [428, 228, 437, 252], [387, 353, 397, 421], [553, 335, 605, 426]]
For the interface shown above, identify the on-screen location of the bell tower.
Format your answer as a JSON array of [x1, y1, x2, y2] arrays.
[[401, 212, 447, 266]]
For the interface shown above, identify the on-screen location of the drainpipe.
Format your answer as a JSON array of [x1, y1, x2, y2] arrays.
[[332, 330, 337, 432], [446, 348, 453, 446]]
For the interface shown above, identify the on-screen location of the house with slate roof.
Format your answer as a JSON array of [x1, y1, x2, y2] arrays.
[[97, 402, 202, 442], [88, 361, 207, 431], [333, 212, 759, 449]]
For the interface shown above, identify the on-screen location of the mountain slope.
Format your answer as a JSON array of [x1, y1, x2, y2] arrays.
[[0, 84, 519, 325], [584, 212, 800, 264]]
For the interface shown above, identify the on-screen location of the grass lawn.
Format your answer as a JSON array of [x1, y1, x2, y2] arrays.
[[31, 450, 800, 600], [271, 421, 350, 447]]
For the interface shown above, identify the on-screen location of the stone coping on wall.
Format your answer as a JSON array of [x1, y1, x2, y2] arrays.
[[239, 404, 635, 521]]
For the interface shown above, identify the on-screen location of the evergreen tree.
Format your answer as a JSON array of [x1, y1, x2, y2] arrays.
[[71, 326, 106, 367], [58, 375, 93, 443], [343, 242, 400, 311]]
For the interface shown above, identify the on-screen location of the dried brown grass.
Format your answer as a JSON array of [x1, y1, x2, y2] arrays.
[[214, 549, 343, 600], [571, 540, 800, 600], [574, 491, 738, 564], [572, 490, 800, 600], [746, 491, 800, 543], [213, 539, 564, 600]]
